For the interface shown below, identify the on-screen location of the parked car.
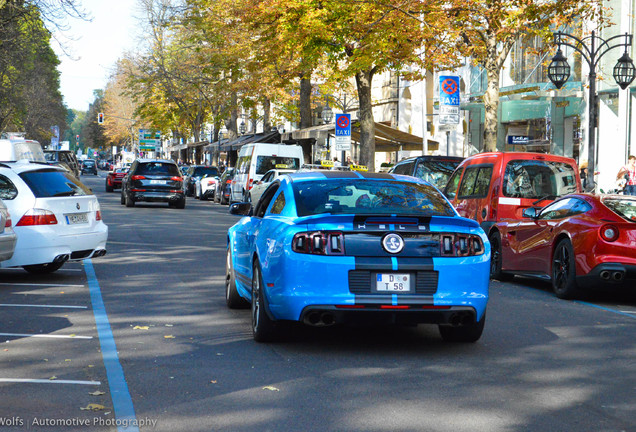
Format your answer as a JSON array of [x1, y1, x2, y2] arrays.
[[0, 134, 46, 163], [493, 193, 636, 298], [194, 175, 219, 200], [226, 171, 490, 343], [214, 168, 235, 205], [43, 149, 80, 178], [0, 198, 16, 262], [389, 156, 464, 191], [0, 161, 108, 273], [105, 167, 128, 192], [80, 158, 98, 175], [121, 159, 185, 209], [247, 168, 296, 204], [184, 165, 219, 196], [230, 143, 303, 203]]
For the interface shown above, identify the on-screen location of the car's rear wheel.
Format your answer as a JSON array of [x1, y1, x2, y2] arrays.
[[439, 312, 486, 343], [105, 180, 113, 192], [175, 197, 186, 209], [125, 193, 135, 207], [23, 261, 65, 274], [489, 231, 512, 281], [552, 239, 579, 299], [226, 248, 249, 309], [251, 261, 278, 342]]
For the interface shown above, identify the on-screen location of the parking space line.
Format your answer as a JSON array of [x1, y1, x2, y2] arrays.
[[575, 301, 636, 319], [0, 333, 93, 339], [0, 378, 101, 385], [0, 304, 87, 309], [85, 259, 139, 432]]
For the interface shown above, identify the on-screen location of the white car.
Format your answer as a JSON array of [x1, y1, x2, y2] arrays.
[[0, 161, 108, 273], [247, 169, 296, 204], [194, 175, 219, 201], [0, 199, 16, 262]]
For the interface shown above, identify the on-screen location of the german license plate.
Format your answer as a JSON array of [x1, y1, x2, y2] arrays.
[[376, 273, 411, 292], [66, 213, 88, 224], [150, 180, 166, 185]]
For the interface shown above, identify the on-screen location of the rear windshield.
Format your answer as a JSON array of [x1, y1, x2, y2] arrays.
[[192, 167, 218, 177], [503, 159, 578, 200], [292, 179, 456, 217], [603, 198, 636, 222], [20, 169, 92, 197], [413, 160, 462, 190], [83, 160, 95, 166], [136, 162, 180, 176], [43, 152, 58, 162], [256, 156, 300, 175]]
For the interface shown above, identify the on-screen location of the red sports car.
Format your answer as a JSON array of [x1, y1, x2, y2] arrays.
[[491, 193, 636, 299], [105, 167, 128, 192]]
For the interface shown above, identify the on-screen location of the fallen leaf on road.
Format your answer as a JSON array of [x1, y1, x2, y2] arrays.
[[262, 386, 279, 392], [80, 404, 105, 411], [210, 380, 217, 384], [65, 359, 71, 362], [49, 376, 57, 380], [88, 391, 105, 396], [133, 326, 149, 330], [164, 335, 175, 339]]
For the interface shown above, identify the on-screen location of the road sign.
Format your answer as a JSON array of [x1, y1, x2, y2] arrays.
[[439, 75, 460, 125], [335, 114, 351, 151]]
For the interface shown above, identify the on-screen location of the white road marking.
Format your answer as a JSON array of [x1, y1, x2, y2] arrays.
[[0, 333, 92, 339], [0, 283, 84, 287], [0, 304, 87, 309], [0, 378, 100, 385]]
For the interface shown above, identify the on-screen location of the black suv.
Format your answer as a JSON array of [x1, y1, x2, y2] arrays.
[[388, 156, 464, 191], [81, 159, 98, 175], [43, 150, 81, 178], [121, 159, 185, 209]]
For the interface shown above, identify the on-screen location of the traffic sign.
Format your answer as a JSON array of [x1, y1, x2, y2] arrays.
[[335, 114, 351, 151], [439, 75, 460, 124]]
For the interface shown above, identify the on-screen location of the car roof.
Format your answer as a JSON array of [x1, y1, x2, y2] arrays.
[[136, 158, 177, 164], [286, 170, 426, 183], [0, 160, 64, 174]]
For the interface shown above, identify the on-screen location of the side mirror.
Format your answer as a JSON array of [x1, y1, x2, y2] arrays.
[[229, 202, 252, 216], [522, 207, 538, 219]]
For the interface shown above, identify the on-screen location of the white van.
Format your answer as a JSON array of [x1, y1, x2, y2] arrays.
[[230, 143, 303, 203], [0, 134, 46, 163]]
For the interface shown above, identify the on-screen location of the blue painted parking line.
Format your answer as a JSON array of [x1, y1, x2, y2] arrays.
[[575, 300, 636, 320], [84, 259, 139, 432]]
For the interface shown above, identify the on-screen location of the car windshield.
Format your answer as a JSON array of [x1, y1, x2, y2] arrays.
[[256, 156, 300, 175], [43, 152, 57, 162], [20, 169, 92, 197], [502, 159, 578, 199], [136, 162, 180, 176], [603, 197, 636, 222], [292, 179, 456, 217], [414, 160, 462, 190], [192, 167, 218, 177]]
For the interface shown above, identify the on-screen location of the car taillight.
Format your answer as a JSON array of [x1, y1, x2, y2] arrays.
[[292, 231, 344, 255], [440, 234, 484, 256], [16, 209, 58, 226], [171, 176, 183, 182], [96, 210, 102, 221], [4, 211, 11, 228], [600, 224, 619, 242], [226, 179, 232, 184], [132, 175, 146, 180]]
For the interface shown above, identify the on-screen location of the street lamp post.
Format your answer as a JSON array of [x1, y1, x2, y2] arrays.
[[322, 97, 334, 160], [548, 31, 636, 191]]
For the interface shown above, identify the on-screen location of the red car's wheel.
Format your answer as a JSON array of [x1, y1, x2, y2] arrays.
[[552, 238, 580, 299]]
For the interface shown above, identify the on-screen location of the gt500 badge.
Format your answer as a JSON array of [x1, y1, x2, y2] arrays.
[[382, 233, 404, 254]]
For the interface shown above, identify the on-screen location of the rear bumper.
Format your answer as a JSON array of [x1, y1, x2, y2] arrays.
[[131, 191, 184, 203], [577, 263, 636, 288], [0, 232, 17, 262]]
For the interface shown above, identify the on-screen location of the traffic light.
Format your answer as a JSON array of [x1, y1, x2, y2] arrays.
[[98, 113, 104, 124]]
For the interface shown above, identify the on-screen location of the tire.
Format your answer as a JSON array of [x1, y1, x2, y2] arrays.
[[125, 193, 135, 207], [251, 260, 278, 342], [489, 231, 512, 281], [120, 191, 125, 205], [23, 261, 65, 274], [552, 239, 580, 299], [105, 181, 113, 193], [439, 312, 486, 343], [175, 197, 186, 209], [226, 248, 249, 309]]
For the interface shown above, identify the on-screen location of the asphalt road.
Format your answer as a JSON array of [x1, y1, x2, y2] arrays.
[[0, 172, 635, 432]]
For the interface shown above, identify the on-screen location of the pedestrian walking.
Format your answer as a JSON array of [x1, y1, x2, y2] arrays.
[[616, 155, 636, 195]]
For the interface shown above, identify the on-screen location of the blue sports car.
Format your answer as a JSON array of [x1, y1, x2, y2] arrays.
[[226, 171, 490, 343]]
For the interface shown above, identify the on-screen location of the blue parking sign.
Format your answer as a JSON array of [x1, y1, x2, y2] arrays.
[[439, 75, 460, 106]]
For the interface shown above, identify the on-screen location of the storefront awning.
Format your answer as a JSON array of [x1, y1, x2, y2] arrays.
[[212, 130, 282, 151]]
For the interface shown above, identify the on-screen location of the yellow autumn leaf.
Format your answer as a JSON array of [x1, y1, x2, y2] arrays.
[[49, 376, 57, 380], [133, 326, 149, 330], [164, 335, 175, 339], [262, 386, 279, 392], [80, 404, 105, 411], [88, 391, 105, 396]]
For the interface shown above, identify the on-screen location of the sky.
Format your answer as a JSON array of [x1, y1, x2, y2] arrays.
[[54, 0, 141, 111]]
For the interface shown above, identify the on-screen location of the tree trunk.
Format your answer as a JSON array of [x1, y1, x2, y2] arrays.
[[299, 74, 312, 129], [356, 68, 376, 172], [483, 62, 500, 152], [262, 97, 271, 132]]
